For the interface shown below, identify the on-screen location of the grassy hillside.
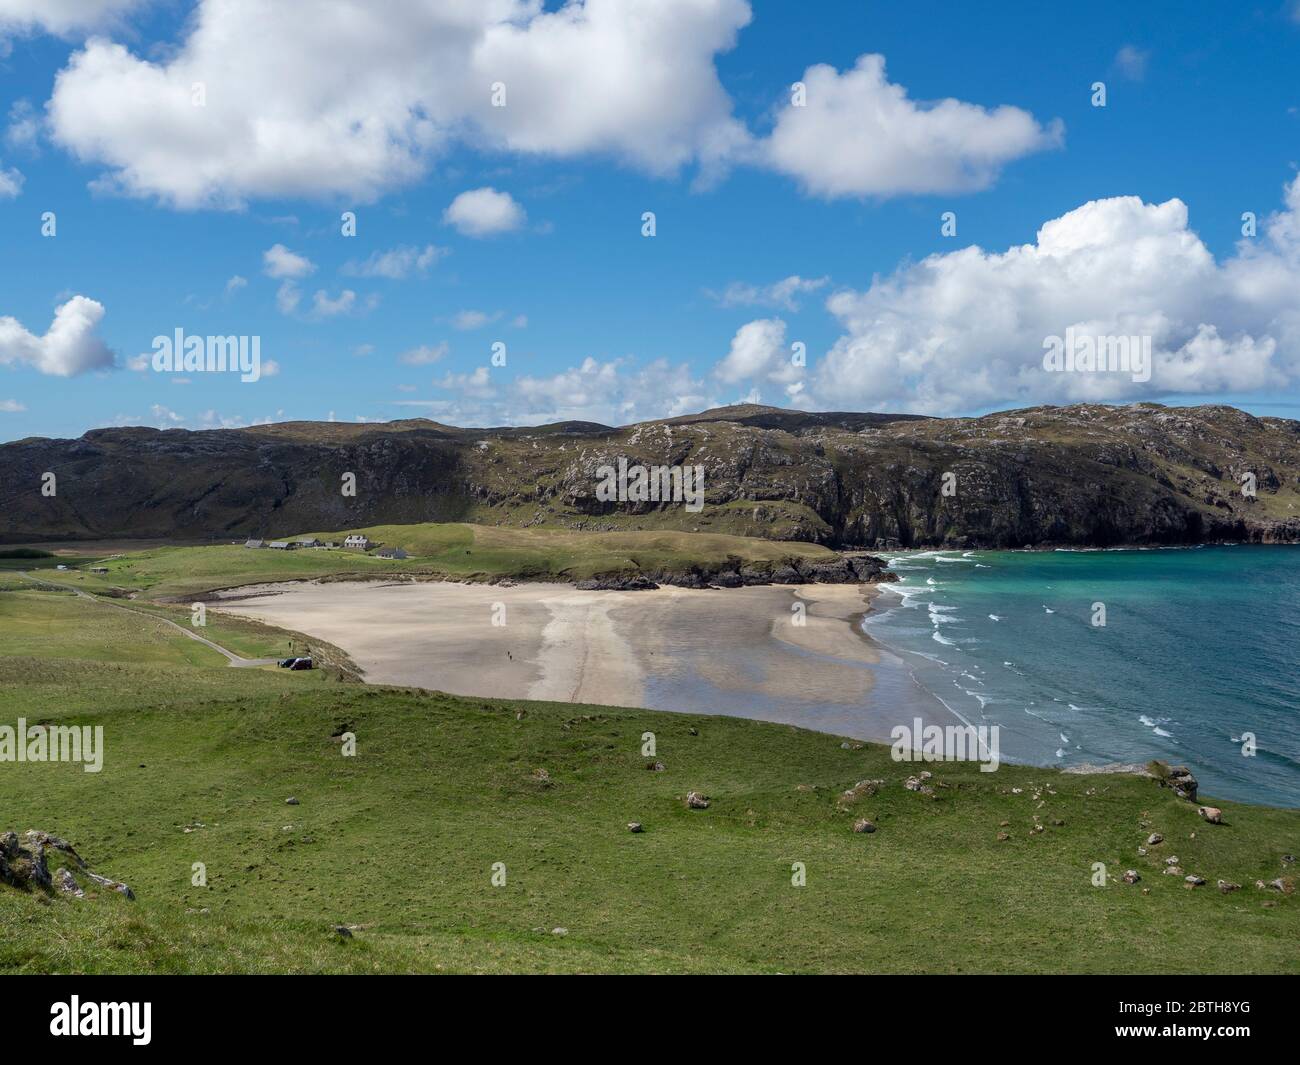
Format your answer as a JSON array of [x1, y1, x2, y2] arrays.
[[1, 584, 1296, 974], [26, 523, 839, 600]]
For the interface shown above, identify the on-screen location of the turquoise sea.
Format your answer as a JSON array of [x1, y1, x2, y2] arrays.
[[864, 546, 1300, 808]]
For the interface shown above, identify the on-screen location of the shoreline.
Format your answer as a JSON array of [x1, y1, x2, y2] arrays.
[[213, 578, 962, 745]]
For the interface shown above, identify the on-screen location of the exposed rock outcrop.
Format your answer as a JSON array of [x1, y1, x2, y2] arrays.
[[1, 830, 134, 900], [4, 402, 1299, 549]]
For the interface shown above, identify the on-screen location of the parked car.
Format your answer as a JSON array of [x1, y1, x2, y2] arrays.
[[289, 657, 314, 670], [277, 657, 297, 668]]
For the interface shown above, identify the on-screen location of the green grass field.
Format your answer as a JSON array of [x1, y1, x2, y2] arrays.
[[24, 523, 839, 600], [1, 578, 1296, 974]]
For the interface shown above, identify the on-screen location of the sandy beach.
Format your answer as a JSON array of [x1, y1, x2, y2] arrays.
[[213, 579, 957, 742]]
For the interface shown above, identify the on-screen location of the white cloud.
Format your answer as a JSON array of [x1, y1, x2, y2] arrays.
[[308, 289, 357, 318], [0, 0, 148, 37], [715, 318, 790, 384], [225, 274, 247, 295], [1114, 45, 1149, 81], [0, 163, 21, 198], [708, 275, 828, 311], [811, 176, 1300, 413], [44, 0, 752, 208], [0, 398, 25, 412], [758, 54, 1061, 199], [407, 355, 709, 426], [452, 309, 498, 330], [5, 100, 40, 152], [399, 342, 449, 366], [275, 282, 301, 316], [262, 243, 314, 280], [443, 187, 526, 237], [434, 366, 497, 399], [0, 295, 115, 376], [341, 244, 445, 279]]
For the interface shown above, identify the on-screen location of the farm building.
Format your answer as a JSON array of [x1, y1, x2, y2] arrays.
[[244, 539, 265, 549], [343, 534, 371, 550], [376, 547, 408, 560], [268, 541, 293, 550]]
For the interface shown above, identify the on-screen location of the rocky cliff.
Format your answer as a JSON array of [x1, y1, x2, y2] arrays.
[[2, 402, 1298, 548]]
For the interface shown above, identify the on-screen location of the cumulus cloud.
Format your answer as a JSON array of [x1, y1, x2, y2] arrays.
[[714, 318, 801, 393], [341, 244, 446, 279], [44, 0, 752, 208], [0, 162, 21, 198], [443, 187, 526, 237], [811, 176, 1300, 413], [707, 275, 828, 311], [403, 356, 709, 427], [758, 54, 1061, 199], [0, 0, 148, 37], [0, 398, 25, 412], [262, 243, 314, 280], [0, 296, 115, 376], [5, 100, 40, 153]]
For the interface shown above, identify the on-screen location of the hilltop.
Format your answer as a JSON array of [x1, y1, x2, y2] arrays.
[[2, 402, 1298, 548]]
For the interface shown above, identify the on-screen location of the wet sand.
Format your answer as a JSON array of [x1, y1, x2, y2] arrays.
[[213, 580, 958, 742]]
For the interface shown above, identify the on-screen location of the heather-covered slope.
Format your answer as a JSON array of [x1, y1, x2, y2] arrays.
[[2, 402, 1298, 548]]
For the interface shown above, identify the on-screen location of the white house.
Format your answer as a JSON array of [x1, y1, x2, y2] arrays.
[[376, 547, 408, 560], [343, 534, 371, 550], [268, 541, 292, 550]]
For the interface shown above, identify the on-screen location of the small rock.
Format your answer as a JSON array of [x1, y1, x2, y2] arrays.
[[996, 831, 1010, 842], [852, 819, 876, 834], [918, 770, 933, 781], [54, 868, 84, 897], [1122, 870, 1141, 884], [1163, 865, 1184, 876], [627, 822, 643, 833], [1217, 880, 1240, 893], [334, 925, 353, 939], [1197, 806, 1222, 824], [688, 727, 698, 736], [1282, 854, 1295, 864], [1137, 846, 1148, 856], [1184, 874, 1206, 887], [551, 927, 568, 936], [1147, 832, 1163, 845], [285, 797, 300, 806], [998, 820, 1010, 827], [685, 791, 710, 809], [645, 761, 666, 772], [1165, 856, 1180, 866], [1052, 819, 1065, 827]]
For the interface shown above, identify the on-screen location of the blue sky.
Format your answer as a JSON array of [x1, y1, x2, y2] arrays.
[[1, 0, 1299, 442]]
